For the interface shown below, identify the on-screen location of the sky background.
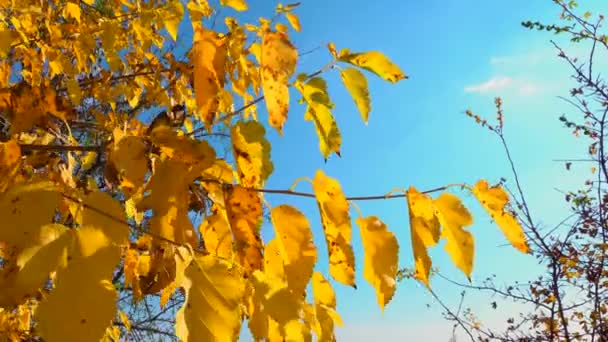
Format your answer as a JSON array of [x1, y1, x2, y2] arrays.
[[175, 1, 608, 341]]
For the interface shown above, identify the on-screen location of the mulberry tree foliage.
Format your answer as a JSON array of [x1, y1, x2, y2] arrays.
[[0, 0, 529, 341]]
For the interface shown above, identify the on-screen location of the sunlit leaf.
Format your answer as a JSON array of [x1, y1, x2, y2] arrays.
[[312, 170, 355, 287], [271, 205, 317, 297], [433, 193, 474, 278], [285, 13, 301, 32], [231, 121, 274, 188], [340, 68, 371, 123], [225, 186, 263, 275], [220, 0, 248, 11], [192, 28, 227, 129], [356, 216, 398, 309], [296, 77, 341, 159], [261, 30, 298, 133], [175, 256, 245, 341], [472, 180, 530, 254], [339, 50, 407, 83], [406, 186, 440, 287], [0, 182, 60, 250]]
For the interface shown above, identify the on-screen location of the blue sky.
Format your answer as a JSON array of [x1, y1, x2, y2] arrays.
[[174, 0, 608, 340]]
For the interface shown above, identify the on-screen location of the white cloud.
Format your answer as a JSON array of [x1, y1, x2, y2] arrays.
[[464, 76, 545, 97], [464, 77, 513, 93]]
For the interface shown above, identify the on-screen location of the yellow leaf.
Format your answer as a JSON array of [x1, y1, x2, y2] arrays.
[[0, 139, 21, 192], [0, 224, 71, 307], [109, 135, 148, 196], [312, 170, 355, 287], [311, 272, 340, 342], [356, 216, 398, 309], [339, 50, 407, 83], [193, 28, 226, 130], [406, 186, 440, 287], [160, 247, 193, 308], [220, 0, 248, 11], [119, 311, 131, 331], [198, 212, 233, 259], [149, 126, 216, 168], [80, 151, 98, 171], [225, 186, 263, 275], [433, 193, 474, 278], [271, 205, 317, 297], [0, 182, 60, 250], [82, 191, 129, 247], [340, 68, 371, 123], [285, 13, 301, 32], [140, 159, 200, 247], [251, 271, 300, 325], [263, 238, 286, 280], [261, 30, 298, 133], [296, 77, 341, 159], [175, 256, 245, 342], [0, 29, 14, 58], [164, 0, 184, 41], [66, 78, 82, 104], [472, 180, 530, 253], [123, 247, 141, 299], [231, 121, 274, 188], [64, 2, 81, 23], [249, 42, 261, 63], [37, 214, 125, 342], [275, 23, 289, 34]]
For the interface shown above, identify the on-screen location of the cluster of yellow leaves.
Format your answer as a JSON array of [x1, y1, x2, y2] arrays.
[[0, 0, 531, 341], [406, 182, 529, 287]]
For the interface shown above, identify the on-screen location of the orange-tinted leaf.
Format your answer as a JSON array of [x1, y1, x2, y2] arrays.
[[261, 30, 298, 133]]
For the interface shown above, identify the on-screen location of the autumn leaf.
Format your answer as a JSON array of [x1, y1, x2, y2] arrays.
[[108, 134, 148, 196], [311, 272, 342, 342], [261, 30, 298, 133], [472, 180, 530, 254], [433, 193, 475, 278], [192, 28, 227, 129], [198, 212, 233, 259], [0, 181, 61, 250], [271, 205, 317, 297], [231, 120, 274, 188], [175, 256, 245, 342], [250, 270, 302, 340], [220, 0, 248, 11], [37, 195, 127, 342], [356, 216, 398, 309], [164, 0, 184, 41], [263, 238, 286, 280], [285, 13, 301, 32], [312, 170, 355, 287], [340, 68, 371, 123], [225, 186, 264, 275], [296, 77, 341, 159], [339, 50, 407, 83], [0, 224, 71, 308], [406, 186, 440, 287], [0, 139, 21, 192], [139, 159, 199, 247]]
